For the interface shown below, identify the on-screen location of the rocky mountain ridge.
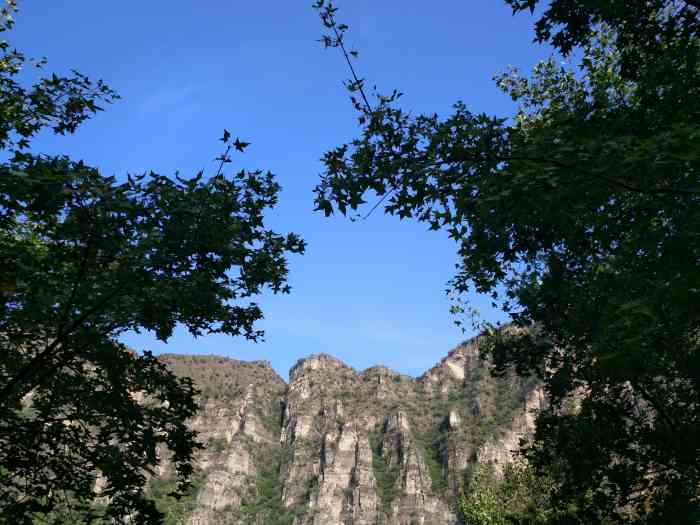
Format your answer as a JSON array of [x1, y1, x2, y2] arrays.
[[153, 337, 544, 525]]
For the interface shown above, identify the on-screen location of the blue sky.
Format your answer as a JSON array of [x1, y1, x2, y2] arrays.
[[11, 1, 551, 379]]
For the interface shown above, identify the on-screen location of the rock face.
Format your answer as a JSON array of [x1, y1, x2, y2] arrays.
[[153, 337, 544, 524]]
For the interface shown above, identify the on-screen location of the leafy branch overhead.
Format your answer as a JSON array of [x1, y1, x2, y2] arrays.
[[0, 2, 305, 522], [313, 0, 377, 114], [0, 4, 118, 154], [0, 135, 305, 522], [313, 0, 700, 522]]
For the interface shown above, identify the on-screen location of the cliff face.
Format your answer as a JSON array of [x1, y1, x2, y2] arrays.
[[153, 338, 544, 525]]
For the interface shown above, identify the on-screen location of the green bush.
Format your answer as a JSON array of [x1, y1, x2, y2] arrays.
[[148, 472, 205, 525]]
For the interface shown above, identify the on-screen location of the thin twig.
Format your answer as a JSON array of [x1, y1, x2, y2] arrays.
[[362, 188, 396, 219], [330, 22, 372, 113], [215, 144, 232, 178]]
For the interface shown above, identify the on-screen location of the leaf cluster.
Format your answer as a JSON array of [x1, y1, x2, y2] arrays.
[[0, 2, 118, 153]]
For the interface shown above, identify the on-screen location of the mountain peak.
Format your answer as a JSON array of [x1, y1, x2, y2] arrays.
[[289, 352, 356, 379]]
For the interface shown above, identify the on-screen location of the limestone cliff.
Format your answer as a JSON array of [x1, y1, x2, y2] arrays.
[[152, 337, 544, 525]]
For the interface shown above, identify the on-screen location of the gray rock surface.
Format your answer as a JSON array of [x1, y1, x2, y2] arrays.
[[154, 337, 542, 524]]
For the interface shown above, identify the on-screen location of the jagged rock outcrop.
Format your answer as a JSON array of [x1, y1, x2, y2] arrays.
[[152, 337, 543, 524], [155, 356, 288, 525]]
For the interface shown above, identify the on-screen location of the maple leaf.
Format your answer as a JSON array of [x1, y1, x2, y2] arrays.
[[233, 138, 251, 152]]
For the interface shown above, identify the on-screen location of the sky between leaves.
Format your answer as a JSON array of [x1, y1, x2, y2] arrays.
[[11, 0, 552, 379]]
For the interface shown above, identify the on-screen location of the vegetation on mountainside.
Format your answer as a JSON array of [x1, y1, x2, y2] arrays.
[[158, 354, 286, 418], [416, 418, 450, 494], [237, 448, 295, 525], [368, 426, 401, 515], [313, 0, 700, 521], [148, 472, 205, 525], [0, 1, 304, 522], [146, 440, 295, 525], [149, 354, 293, 525]]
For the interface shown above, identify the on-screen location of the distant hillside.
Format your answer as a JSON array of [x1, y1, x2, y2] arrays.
[[149, 338, 543, 525]]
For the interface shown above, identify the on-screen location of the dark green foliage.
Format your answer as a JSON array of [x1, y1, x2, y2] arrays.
[[0, 4, 303, 523], [28, 496, 108, 525], [313, 0, 700, 521], [459, 460, 620, 525]]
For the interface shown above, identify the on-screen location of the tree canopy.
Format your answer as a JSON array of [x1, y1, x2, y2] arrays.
[[313, 0, 700, 522], [0, 2, 304, 523]]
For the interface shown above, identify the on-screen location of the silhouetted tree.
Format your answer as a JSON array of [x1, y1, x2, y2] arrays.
[[313, 0, 699, 521], [0, 3, 304, 522]]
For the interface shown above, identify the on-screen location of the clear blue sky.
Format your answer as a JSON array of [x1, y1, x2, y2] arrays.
[[11, 1, 551, 379]]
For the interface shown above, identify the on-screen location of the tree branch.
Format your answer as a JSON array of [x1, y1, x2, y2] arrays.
[[362, 187, 396, 219], [432, 152, 700, 197], [214, 144, 232, 178], [56, 211, 96, 340], [0, 287, 124, 403], [330, 23, 372, 113]]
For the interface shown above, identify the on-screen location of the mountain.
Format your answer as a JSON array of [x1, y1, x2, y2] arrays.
[[151, 336, 544, 525]]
